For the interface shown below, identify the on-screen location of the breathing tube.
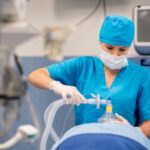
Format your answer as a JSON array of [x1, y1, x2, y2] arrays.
[[40, 98, 107, 150]]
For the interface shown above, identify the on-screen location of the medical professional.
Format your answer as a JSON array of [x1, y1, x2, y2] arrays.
[[28, 16, 150, 137]]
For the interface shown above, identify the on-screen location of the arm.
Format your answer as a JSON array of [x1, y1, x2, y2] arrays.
[[27, 68, 53, 90], [27, 67, 85, 104], [140, 120, 150, 137]]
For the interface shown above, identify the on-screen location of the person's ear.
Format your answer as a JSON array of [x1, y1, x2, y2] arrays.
[[99, 42, 103, 47]]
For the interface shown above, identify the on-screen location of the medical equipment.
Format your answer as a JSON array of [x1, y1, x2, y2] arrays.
[[42, 0, 102, 61], [98, 100, 119, 123], [44, 26, 74, 61], [0, 0, 28, 22], [134, 5, 150, 55], [41, 99, 150, 150], [0, 24, 36, 138], [44, 0, 101, 61], [28, 0, 103, 62], [41, 98, 107, 150], [0, 0, 39, 141], [0, 124, 39, 149]]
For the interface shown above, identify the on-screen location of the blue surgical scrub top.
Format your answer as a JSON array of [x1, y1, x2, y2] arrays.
[[47, 56, 150, 126]]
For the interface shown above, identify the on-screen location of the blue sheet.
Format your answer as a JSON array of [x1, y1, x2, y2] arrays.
[[57, 134, 147, 150], [52, 123, 150, 150]]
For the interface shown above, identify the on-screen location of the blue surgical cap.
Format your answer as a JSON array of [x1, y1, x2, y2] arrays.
[[99, 16, 135, 47]]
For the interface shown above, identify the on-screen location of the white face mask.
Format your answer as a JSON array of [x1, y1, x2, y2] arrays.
[[99, 49, 128, 70]]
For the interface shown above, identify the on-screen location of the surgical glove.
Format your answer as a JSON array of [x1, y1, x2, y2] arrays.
[[115, 113, 130, 125], [49, 81, 86, 105]]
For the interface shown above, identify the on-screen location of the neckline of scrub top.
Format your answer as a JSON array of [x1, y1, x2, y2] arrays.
[[97, 57, 127, 91]]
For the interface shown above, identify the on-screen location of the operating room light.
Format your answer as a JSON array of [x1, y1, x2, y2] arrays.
[[44, 26, 73, 61]]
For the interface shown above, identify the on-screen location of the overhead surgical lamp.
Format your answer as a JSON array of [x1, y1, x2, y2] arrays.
[[44, 26, 74, 61]]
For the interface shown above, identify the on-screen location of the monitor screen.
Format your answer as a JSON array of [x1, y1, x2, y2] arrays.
[[137, 9, 150, 42]]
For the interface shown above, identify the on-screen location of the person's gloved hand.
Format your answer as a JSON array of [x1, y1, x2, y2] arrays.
[[49, 81, 86, 105], [115, 113, 130, 125]]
